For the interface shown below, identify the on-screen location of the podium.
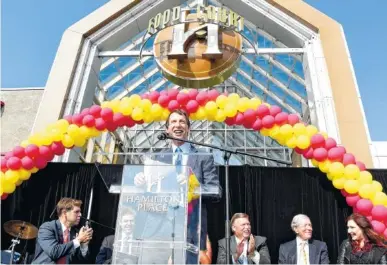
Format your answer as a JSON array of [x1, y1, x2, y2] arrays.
[[111, 153, 207, 264]]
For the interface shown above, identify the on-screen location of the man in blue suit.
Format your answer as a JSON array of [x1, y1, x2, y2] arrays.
[[32, 198, 93, 264], [134, 109, 221, 263]]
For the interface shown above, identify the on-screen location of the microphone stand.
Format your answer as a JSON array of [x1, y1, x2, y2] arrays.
[[158, 133, 291, 263]]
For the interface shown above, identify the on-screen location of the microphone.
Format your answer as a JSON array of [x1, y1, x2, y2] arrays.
[[80, 216, 115, 230], [157, 132, 169, 140]]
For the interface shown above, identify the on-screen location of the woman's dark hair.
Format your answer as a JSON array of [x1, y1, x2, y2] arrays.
[[347, 213, 387, 247]]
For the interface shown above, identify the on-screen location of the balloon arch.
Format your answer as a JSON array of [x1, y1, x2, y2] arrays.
[[1, 89, 386, 237]]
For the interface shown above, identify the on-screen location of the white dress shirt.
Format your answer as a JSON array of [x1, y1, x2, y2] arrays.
[[60, 222, 88, 256], [296, 237, 309, 265], [234, 236, 260, 264], [172, 142, 191, 166]]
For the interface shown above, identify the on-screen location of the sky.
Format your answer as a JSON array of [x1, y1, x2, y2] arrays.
[[1, 0, 386, 141]]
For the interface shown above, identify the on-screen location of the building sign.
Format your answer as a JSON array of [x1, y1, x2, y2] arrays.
[[150, 5, 244, 88]]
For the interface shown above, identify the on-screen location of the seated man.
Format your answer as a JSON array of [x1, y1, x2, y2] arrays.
[[278, 214, 329, 264], [96, 207, 136, 264], [32, 198, 92, 264], [217, 213, 271, 264]]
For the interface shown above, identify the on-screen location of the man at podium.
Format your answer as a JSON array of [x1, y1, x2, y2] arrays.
[[134, 110, 221, 264]]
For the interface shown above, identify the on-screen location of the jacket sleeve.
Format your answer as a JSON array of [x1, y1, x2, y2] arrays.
[[320, 242, 330, 264], [216, 239, 229, 264], [380, 253, 387, 264], [278, 244, 286, 264], [201, 153, 222, 200], [337, 240, 349, 264], [253, 238, 271, 264], [37, 222, 75, 261], [96, 236, 112, 264]]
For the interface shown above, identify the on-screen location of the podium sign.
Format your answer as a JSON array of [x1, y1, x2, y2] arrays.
[[112, 154, 201, 264]]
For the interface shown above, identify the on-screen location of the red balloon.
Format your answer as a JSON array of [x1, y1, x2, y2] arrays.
[[372, 205, 387, 222], [7, 157, 22, 170], [1, 193, 8, 200], [243, 119, 254, 129], [371, 220, 386, 234], [158, 95, 170, 108], [80, 108, 90, 116], [310, 134, 326, 149], [135, 120, 144, 125], [243, 109, 256, 123], [148, 91, 160, 103], [39, 146, 54, 161], [186, 100, 199, 114], [367, 216, 373, 222], [95, 118, 107, 131], [325, 137, 337, 150], [294, 147, 304, 154], [225, 116, 236, 126], [5, 152, 14, 160], [34, 157, 48, 169], [51, 142, 65, 156], [167, 89, 179, 100], [262, 115, 275, 129], [188, 89, 199, 100], [341, 189, 350, 197], [82, 115, 95, 127], [235, 113, 245, 125], [346, 195, 361, 207], [288, 114, 300, 125], [13, 146, 25, 159], [113, 113, 126, 127], [328, 147, 345, 162], [303, 147, 314, 159], [72, 114, 84, 126], [101, 108, 114, 121], [196, 91, 208, 105], [207, 89, 220, 101], [313, 148, 328, 162], [356, 199, 373, 216], [252, 119, 263, 131], [89, 105, 102, 118], [168, 100, 180, 112], [177, 93, 190, 106], [25, 144, 39, 158], [269, 105, 282, 117], [274, 112, 288, 126], [337, 146, 347, 155], [356, 161, 366, 171], [343, 153, 356, 166], [141, 93, 150, 100], [256, 105, 270, 118], [1, 158, 8, 172], [21, 156, 35, 170], [63, 115, 73, 124], [160, 90, 168, 97]]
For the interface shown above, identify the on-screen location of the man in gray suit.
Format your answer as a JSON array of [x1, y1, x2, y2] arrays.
[[134, 109, 221, 264], [278, 214, 329, 264], [217, 213, 271, 264], [32, 198, 93, 264]]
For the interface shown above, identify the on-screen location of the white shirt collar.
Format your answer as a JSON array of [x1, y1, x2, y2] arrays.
[[296, 236, 308, 245], [172, 142, 191, 153], [59, 221, 71, 232]]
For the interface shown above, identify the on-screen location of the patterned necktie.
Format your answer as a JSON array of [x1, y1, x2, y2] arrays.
[[57, 229, 69, 264], [175, 147, 182, 174], [300, 241, 308, 265]]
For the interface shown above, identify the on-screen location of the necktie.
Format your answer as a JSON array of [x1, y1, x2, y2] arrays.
[[57, 229, 69, 264], [300, 241, 308, 265], [175, 147, 182, 174]]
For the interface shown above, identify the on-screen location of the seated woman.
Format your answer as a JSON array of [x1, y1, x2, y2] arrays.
[[337, 213, 387, 264]]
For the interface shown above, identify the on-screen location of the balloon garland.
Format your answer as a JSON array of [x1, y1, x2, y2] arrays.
[[1, 89, 386, 236]]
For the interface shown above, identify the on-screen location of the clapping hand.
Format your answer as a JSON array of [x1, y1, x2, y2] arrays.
[[248, 234, 255, 257]]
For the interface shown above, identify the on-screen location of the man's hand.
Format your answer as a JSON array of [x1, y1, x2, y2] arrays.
[[234, 239, 245, 260], [76, 226, 93, 243], [176, 173, 187, 185], [134, 172, 146, 187], [248, 235, 255, 257]]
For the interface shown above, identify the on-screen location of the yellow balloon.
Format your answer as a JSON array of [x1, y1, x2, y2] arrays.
[[19, 169, 31, 181], [140, 99, 152, 113], [320, 132, 328, 139], [50, 128, 63, 142], [311, 159, 319, 167], [319, 160, 331, 173], [344, 164, 360, 180], [358, 171, 373, 185], [101, 101, 111, 109], [67, 124, 80, 139], [215, 109, 226, 122], [205, 101, 218, 116], [249, 98, 262, 109], [79, 126, 92, 139], [329, 162, 345, 179], [237, 97, 249, 112], [224, 105, 237, 118], [62, 135, 75, 148], [195, 107, 207, 120], [359, 184, 376, 199], [5, 170, 20, 184], [372, 181, 383, 193], [90, 128, 101, 137], [372, 192, 387, 206], [326, 173, 334, 181], [189, 112, 197, 120], [20, 140, 30, 148], [110, 99, 121, 113], [269, 126, 280, 139], [286, 136, 297, 148], [305, 125, 318, 137], [40, 132, 53, 146], [279, 124, 293, 139], [260, 128, 271, 137], [56, 119, 70, 134], [344, 179, 360, 194], [143, 113, 154, 123], [73, 137, 86, 147], [132, 107, 144, 121], [161, 109, 170, 121], [119, 101, 133, 116], [150, 104, 163, 118], [216, 95, 228, 109], [129, 94, 142, 107], [296, 135, 310, 149], [293, 123, 306, 136], [30, 167, 39, 173], [333, 177, 346, 190], [15, 180, 23, 186], [228, 93, 240, 103], [2, 181, 16, 194]]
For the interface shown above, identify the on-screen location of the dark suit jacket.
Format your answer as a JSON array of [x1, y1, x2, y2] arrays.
[[278, 238, 329, 264], [337, 239, 387, 264], [96, 235, 114, 264], [31, 220, 89, 264], [217, 235, 271, 264]]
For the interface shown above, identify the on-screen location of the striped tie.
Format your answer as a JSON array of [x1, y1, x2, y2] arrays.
[[301, 241, 308, 265], [175, 147, 182, 174]]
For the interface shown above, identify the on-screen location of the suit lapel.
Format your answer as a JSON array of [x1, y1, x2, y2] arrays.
[[309, 240, 317, 264], [289, 239, 297, 264], [55, 220, 63, 243], [230, 236, 237, 263], [187, 145, 198, 173]]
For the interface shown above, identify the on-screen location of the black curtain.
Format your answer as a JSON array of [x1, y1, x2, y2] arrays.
[[2, 163, 387, 264]]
